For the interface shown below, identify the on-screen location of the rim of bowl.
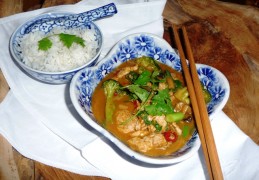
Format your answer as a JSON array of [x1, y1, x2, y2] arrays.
[[9, 12, 103, 75], [199, 64, 230, 120]]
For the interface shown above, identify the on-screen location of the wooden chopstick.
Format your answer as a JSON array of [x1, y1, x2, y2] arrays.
[[172, 25, 223, 180], [172, 25, 213, 179], [181, 26, 224, 180]]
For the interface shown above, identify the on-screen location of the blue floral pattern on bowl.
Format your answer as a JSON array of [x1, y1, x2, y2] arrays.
[[23, 3, 117, 35], [70, 33, 230, 164]]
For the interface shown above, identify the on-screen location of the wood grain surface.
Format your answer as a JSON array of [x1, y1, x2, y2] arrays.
[[164, 0, 259, 144], [0, 0, 258, 179]]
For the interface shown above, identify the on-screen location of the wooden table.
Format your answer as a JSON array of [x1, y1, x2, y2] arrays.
[[0, 0, 258, 179]]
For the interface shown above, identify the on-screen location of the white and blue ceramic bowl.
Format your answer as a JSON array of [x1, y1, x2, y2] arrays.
[[70, 33, 230, 164], [9, 12, 103, 84]]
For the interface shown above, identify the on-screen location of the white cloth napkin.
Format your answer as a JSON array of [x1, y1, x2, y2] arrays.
[[0, 0, 165, 149], [0, 0, 166, 148], [1, 92, 259, 179], [82, 111, 259, 180], [0, 91, 106, 177], [0, 0, 259, 179]]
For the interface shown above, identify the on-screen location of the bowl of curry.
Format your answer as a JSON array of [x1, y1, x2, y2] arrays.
[[70, 33, 230, 164]]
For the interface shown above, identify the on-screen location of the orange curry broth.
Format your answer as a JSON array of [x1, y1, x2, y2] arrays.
[[91, 58, 195, 157]]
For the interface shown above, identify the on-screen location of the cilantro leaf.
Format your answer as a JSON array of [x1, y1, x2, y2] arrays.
[[38, 33, 85, 51], [134, 70, 151, 85], [73, 36, 85, 47], [145, 102, 174, 115], [145, 89, 174, 115], [123, 85, 150, 102], [59, 33, 85, 48], [152, 121, 162, 132], [126, 71, 139, 83], [38, 37, 52, 51], [138, 111, 151, 125], [152, 89, 171, 103]]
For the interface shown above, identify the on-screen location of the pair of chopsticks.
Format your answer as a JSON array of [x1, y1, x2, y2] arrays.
[[172, 25, 223, 180]]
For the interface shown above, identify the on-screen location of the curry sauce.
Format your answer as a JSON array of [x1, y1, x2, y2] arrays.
[[92, 57, 196, 157]]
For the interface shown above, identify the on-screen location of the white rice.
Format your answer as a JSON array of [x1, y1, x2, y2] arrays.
[[20, 27, 98, 72]]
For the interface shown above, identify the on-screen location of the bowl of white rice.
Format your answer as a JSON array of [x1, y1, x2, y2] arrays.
[[10, 12, 103, 84]]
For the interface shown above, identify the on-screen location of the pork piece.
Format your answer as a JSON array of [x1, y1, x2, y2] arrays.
[[115, 109, 155, 137], [148, 115, 167, 132], [158, 82, 168, 90], [113, 65, 138, 80], [115, 110, 139, 134], [172, 122, 182, 135], [128, 133, 167, 153], [169, 91, 177, 105], [174, 102, 192, 116], [130, 125, 156, 137]]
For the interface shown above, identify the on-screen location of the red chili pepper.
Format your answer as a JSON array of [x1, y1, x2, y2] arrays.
[[133, 100, 139, 109], [163, 131, 178, 142], [114, 92, 118, 96]]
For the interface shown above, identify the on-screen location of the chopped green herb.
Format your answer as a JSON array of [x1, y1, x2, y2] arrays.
[[151, 70, 161, 80], [145, 89, 174, 116], [38, 37, 52, 51], [134, 70, 151, 85], [152, 121, 162, 132], [59, 33, 85, 48], [145, 102, 174, 116], [123, 85, 150, 102], [126, 71, 139, 83], [38, 33, 85, 51], [138, 111, 151, 125], [152, 89, 171, 103]]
